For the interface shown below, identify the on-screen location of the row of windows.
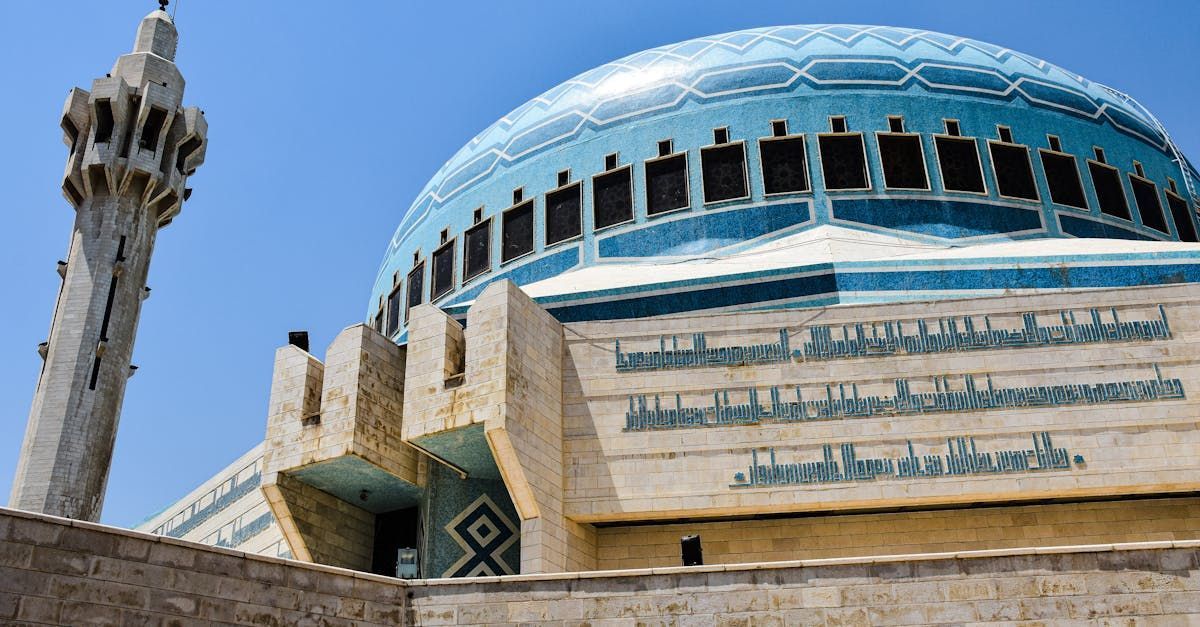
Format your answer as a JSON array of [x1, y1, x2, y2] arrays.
[[374, 117, 1197, 336]]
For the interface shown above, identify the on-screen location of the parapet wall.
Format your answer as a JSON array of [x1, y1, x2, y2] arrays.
[[1, 506, 1199, 625]]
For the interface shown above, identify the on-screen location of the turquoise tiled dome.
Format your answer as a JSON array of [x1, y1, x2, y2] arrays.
[[370, 25, 1200, 340]]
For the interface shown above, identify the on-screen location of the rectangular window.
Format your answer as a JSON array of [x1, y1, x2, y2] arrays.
[[430, 241, 456, 300], [829, 116, 848, 133], [557, 169, 571, 187], [713, 127, 730, 145], [1039, 150, 1087, 209], [1047, 135, 1063, 152], [759, 136, 809, 195], [545, 182, 582, 246], [405, 262, 424, 322], [645, 153, 689, 215], [818, 133, 869, 190], [94, 99, 114, 143], [988, 141, 1039, 201], [1088, 161, 1129, 220], [605, 153, 619, 171], [876, 133, 929, 190], [997, 126, 1014, 144], [1166, 191, 1199, 242], [1129, 174, 1168, 233], [593, 166, 633, 229], [463, 219, 491, 281], [944, 119, 961, 136], [935, 136, 986, 194], [887, 116, 904, 133], [501, 200, 534, 262], [385, 284, 402, 336], [770, 120, 788, 137], [701, 142, 748, 203]]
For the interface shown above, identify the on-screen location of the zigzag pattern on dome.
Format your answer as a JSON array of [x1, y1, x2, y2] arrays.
[[387, 24, 1171, 253]]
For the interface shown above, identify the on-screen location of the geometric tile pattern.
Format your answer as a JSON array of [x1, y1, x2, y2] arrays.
[[388, 24, 1187, 249], [442, 494, 519, 577]]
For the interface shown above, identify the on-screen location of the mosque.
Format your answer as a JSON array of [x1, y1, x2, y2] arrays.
[[11, 3, 1200, 604]]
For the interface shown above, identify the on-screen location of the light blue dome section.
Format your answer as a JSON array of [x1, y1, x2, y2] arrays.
[[369, 24, 1200, 337]]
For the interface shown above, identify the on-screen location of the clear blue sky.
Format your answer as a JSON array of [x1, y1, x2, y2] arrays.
[[1, 0, 1198, 527]]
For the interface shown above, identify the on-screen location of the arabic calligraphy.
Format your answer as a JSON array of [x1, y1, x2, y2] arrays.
[[613, 305, 1171, 372], [623, 365, 1184, 431], [730, 432, 1078, 488]]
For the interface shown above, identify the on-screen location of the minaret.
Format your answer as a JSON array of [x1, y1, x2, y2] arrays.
[[9, 3, 207, 521]]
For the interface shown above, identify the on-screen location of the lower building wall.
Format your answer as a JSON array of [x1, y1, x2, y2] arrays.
[[595, 496, 1200, 569], [1, 506, 1198, 625]]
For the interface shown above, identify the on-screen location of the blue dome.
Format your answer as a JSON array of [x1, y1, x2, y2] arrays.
[[369, 24, 1200, 339]]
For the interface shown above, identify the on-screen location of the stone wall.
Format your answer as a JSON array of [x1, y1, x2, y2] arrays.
[[594, 496, 1200, 570], [0, 507, 402, 625], [3, 506, 1198, 625]]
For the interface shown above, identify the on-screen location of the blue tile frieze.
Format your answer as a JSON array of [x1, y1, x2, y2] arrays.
[[614, 305, 1170, 372], [730, 432, 1078, 487], [623, 365, 1183, 431]]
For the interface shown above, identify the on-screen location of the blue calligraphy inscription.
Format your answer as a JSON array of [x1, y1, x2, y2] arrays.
[[623, 365, 1184, 431], [730, 432, 1077, 488], [613, 305, 1170, 372]]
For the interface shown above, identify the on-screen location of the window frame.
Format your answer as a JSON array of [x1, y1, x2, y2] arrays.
[[643, 150, 691, 217], [986, 138, 1040, 202], [501, 199, 536, 265], [1127, 171, 1169, 234], [385, 282, 403, 337], [544, 180, 584, 248], [874, 130, 931, 191], [591, 164, 635, 232], [1086, 158, 1131, 221], [1037, 147, 1088, 210], [757, 133, 811, 197], [462, 216, 492, 284], [429, 238, 457, 302], [932, 133, 988, 196], [404, 261, 425, 323], [1164, 187, 1199, 242], [817, 131, 872, 192], [700, 139, 751, 205]]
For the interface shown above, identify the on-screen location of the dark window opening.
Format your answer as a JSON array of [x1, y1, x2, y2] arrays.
[[935, 136, 985, 193], [545, 182, 582, 246], [713, 127, 729, 144], [464, 219, 491, 281], [770, 120, 788, 137], [374, 308, 384, 333], [1094, 147, 1106, 164], [139, 107, 168, 153], [512, 188, 523, 204], [997, 126, 1014, 143], [557, 169, 571, 187], [604, 153, 619, 171], [657, 140, 673, 157], [760, 136, 809, 194], [887, 116, 904, 133], [473, 207, 483, 224], [439, 228, 449, 245], [386, 285, 403, 336], [819, 133, 869, 190], [116, 235, 127, 262], [645, 153, 689, 214], [1088, 161, 1130, 220], [502, 200, 534, 262], [431, 242, 455, 300], [89, 357, 102, 391], [944, 120, 961, 137], [412, 251, 420, 266], [371, 507, 420, 577], [1166, 191, 1198, 242], [829, 116, 848, 133], [1130, 175, 1168, 232], [1039, 150, 1087, 209], [94, 100, 114, 144], [1047, 135, 1063, 152], [405, 262, 424, 322], [1169, 179, 1178, 194], [1134, 162, 1145, 177], [593, 166, 633, 229], [99, 275, 119, 342], [877, 133, 928, 190], [701, 143, 748, 203], [175, 136, 201, 175], [989, 142, 1039, 200]]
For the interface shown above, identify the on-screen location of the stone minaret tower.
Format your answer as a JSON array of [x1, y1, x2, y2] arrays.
[[9, 4, 207, 521]]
